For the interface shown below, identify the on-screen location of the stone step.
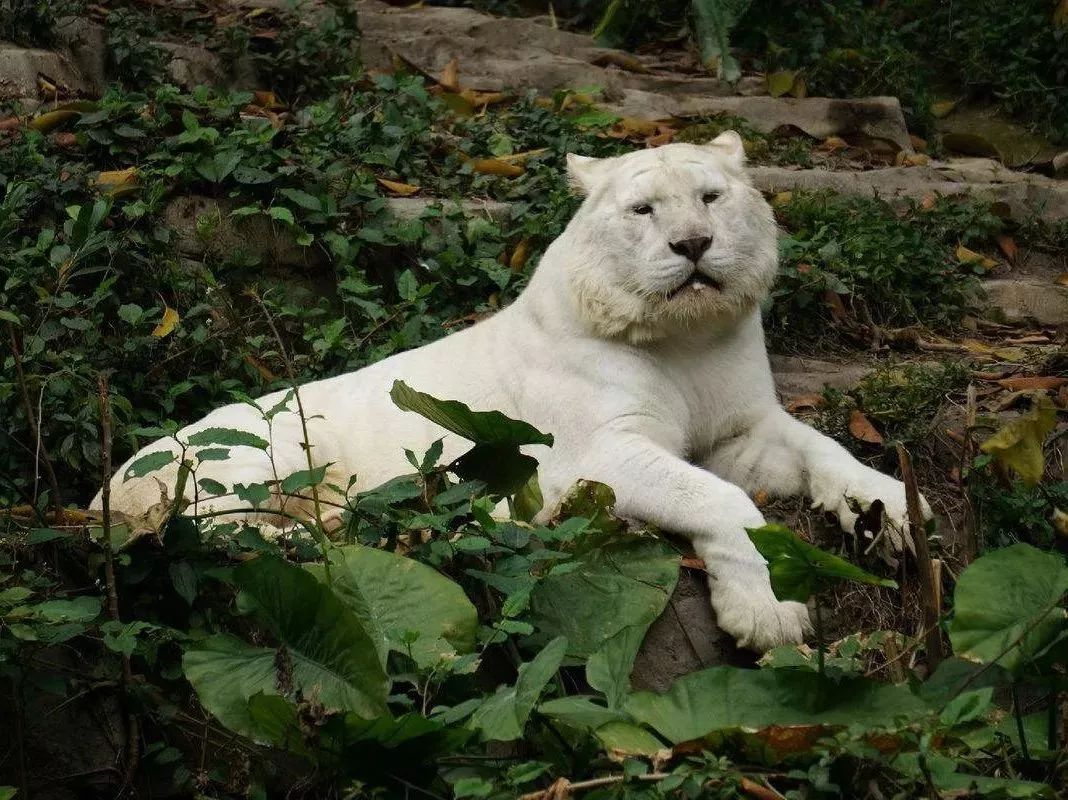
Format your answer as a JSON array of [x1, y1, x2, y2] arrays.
[[0, 41, 100, 107], [750, 159, 1068, 224], [981, 279, 1068, 326]]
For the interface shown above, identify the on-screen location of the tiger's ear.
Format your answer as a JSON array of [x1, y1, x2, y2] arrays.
[[566, 153, 605, 195], [706, 130, 746, 166]]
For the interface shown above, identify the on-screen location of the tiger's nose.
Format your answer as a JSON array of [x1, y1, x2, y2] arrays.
[[669, 236, 712, 263]]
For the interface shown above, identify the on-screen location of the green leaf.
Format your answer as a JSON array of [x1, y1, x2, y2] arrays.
[[593, 720, 664, 757], [979, 397, 1057, 487], [586, 626, 645, 709], [170, 561, 198, 606], [747, 524, 896, 602], [451, 444, 540, 496], [184, 634, 288, 739], [948, 543, 1068, 674], [268, 206, 296, 226], [229, 557, 388, 718], [123, 449, 176, 481], [530, 533, 679, 658], [197, 478, 227, 496], [939, 687, 993, 727], [692, 0, 751, 81], [279, 188, 322, 212], [234, 481, 272, 507], [468, 637, 567, 741], [625, 667, 929, 744], [306, 545, 478, 669], [0, 786, 17, 800], [389, 381, 553, 447], [196, 448, 231, 462], [30, 596, 102, 624], [280, 465, 329, 495], [538, 695, 628, 730], [187, 427, 269, 450]]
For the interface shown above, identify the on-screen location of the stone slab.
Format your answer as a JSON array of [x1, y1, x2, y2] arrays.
[[981, 279, 1068, 326], [0, 42, 97, 102], [631, 567, 752, 692], [749, 160, 1068, 223]]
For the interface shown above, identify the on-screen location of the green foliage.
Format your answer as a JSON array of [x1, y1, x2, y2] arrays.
[[748, 523, 896, 603], [948, 543, 1068, 675], [105, 7, 169, 89], [770, 192, 1003, 340], [0, 0, 83, 46], [970, 479, 1068, 551]]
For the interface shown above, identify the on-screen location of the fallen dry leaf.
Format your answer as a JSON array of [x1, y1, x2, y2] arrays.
[[751, 488, 770, 507], [823, 288, 850, 322], [819, 136, 849, 151], [930, 99, 957, 118], [509, 238, 532, 272], [439, 57, 461, 92], [956, 244, 998, 271], [996, 376, 1068, 392], [244, 353, 278, 382], [646, 126, 674, 147], [52, 131, 77, 148], [29, 108, 80, 132], [459, 89, 509, 108], [767, 70, 799, 98], [1054, 508, 1068, 539], [151, 306, 179, 338], [680, 555, 706, 571], [94, 167, 139, 198], [895, 152, 930, 167], [909, 135, 927, 152], [470, 158, 524, 177], [996, 234, 1018, 264], [376, 177, 421, 196], [786, 393, 825, 413], [1055, 273, 1068, 287], [590, 51, 648, 73], [849, 409, 884, 444], [920, 193, 937, 211], [770, 190, 793, 207]]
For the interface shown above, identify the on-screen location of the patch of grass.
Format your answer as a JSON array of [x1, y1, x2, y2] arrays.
[[0, 0, 84, 47], [817, 361, 969, 451], [969, 477, 1068, 551], [674, 113, 813, 167], [767, 191, 1004, 342]]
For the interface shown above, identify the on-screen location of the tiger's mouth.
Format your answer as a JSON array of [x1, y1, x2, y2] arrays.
[[666, 271, 723, 299]]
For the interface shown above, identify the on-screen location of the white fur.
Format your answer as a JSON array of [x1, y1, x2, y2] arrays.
[[94, 137, 930, 653]]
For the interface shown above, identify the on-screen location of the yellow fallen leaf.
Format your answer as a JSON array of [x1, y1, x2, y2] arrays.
[[470, 158, 524, 177], [770, 191, 793, 207], [956, 244, 998, 271], [252, 90, 283, 109], [1055, 273, 1068, 287], [895, 152, 930, 167], [767, 70, 798, 98], [979, 395, 1056, 486], [376, 177, 421, 196], [509, 238, 532, 272], [614, 117, 660, 137], [439, 57, 460, 92], [1055, 0, 1068, 27], [930, 99, 957, 118], [495, 148, 547, 165], [459, 89, 509, 108], [95, 167, 139, 198], [789, 75, 807, 98], [29, 108, 80, 132], [152, 306, 179, 338]]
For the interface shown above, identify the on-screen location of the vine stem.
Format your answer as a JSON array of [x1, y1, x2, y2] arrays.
[[7, 322, 63, 510], [98, 374, 140, 789], [249, 291, 332, 581]]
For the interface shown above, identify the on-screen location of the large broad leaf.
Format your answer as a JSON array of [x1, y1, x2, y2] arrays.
[[451, 443, 541, 496], [625, 666, 929, 744], [530, 533, 680, 659], [468, 636, 567, 742], [692, 0, 752, 81], [979, 397, 1057, 487], [748, 524, 896, 602], [586, 625, 645, 709], [948, 543, 1068, 674], [389, 381, 553, 447], [188, 557, 390, 728], [306, 545, 478, 669], [184, 634, 290, 739]]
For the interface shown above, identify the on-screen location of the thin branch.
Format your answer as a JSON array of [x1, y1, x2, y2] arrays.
[[98, 374, 140, 788], [7, 322, 63, 509]]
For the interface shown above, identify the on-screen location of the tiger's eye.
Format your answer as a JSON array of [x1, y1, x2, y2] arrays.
[[633, 204, 653, 215], [702, 192, 721, 204]]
